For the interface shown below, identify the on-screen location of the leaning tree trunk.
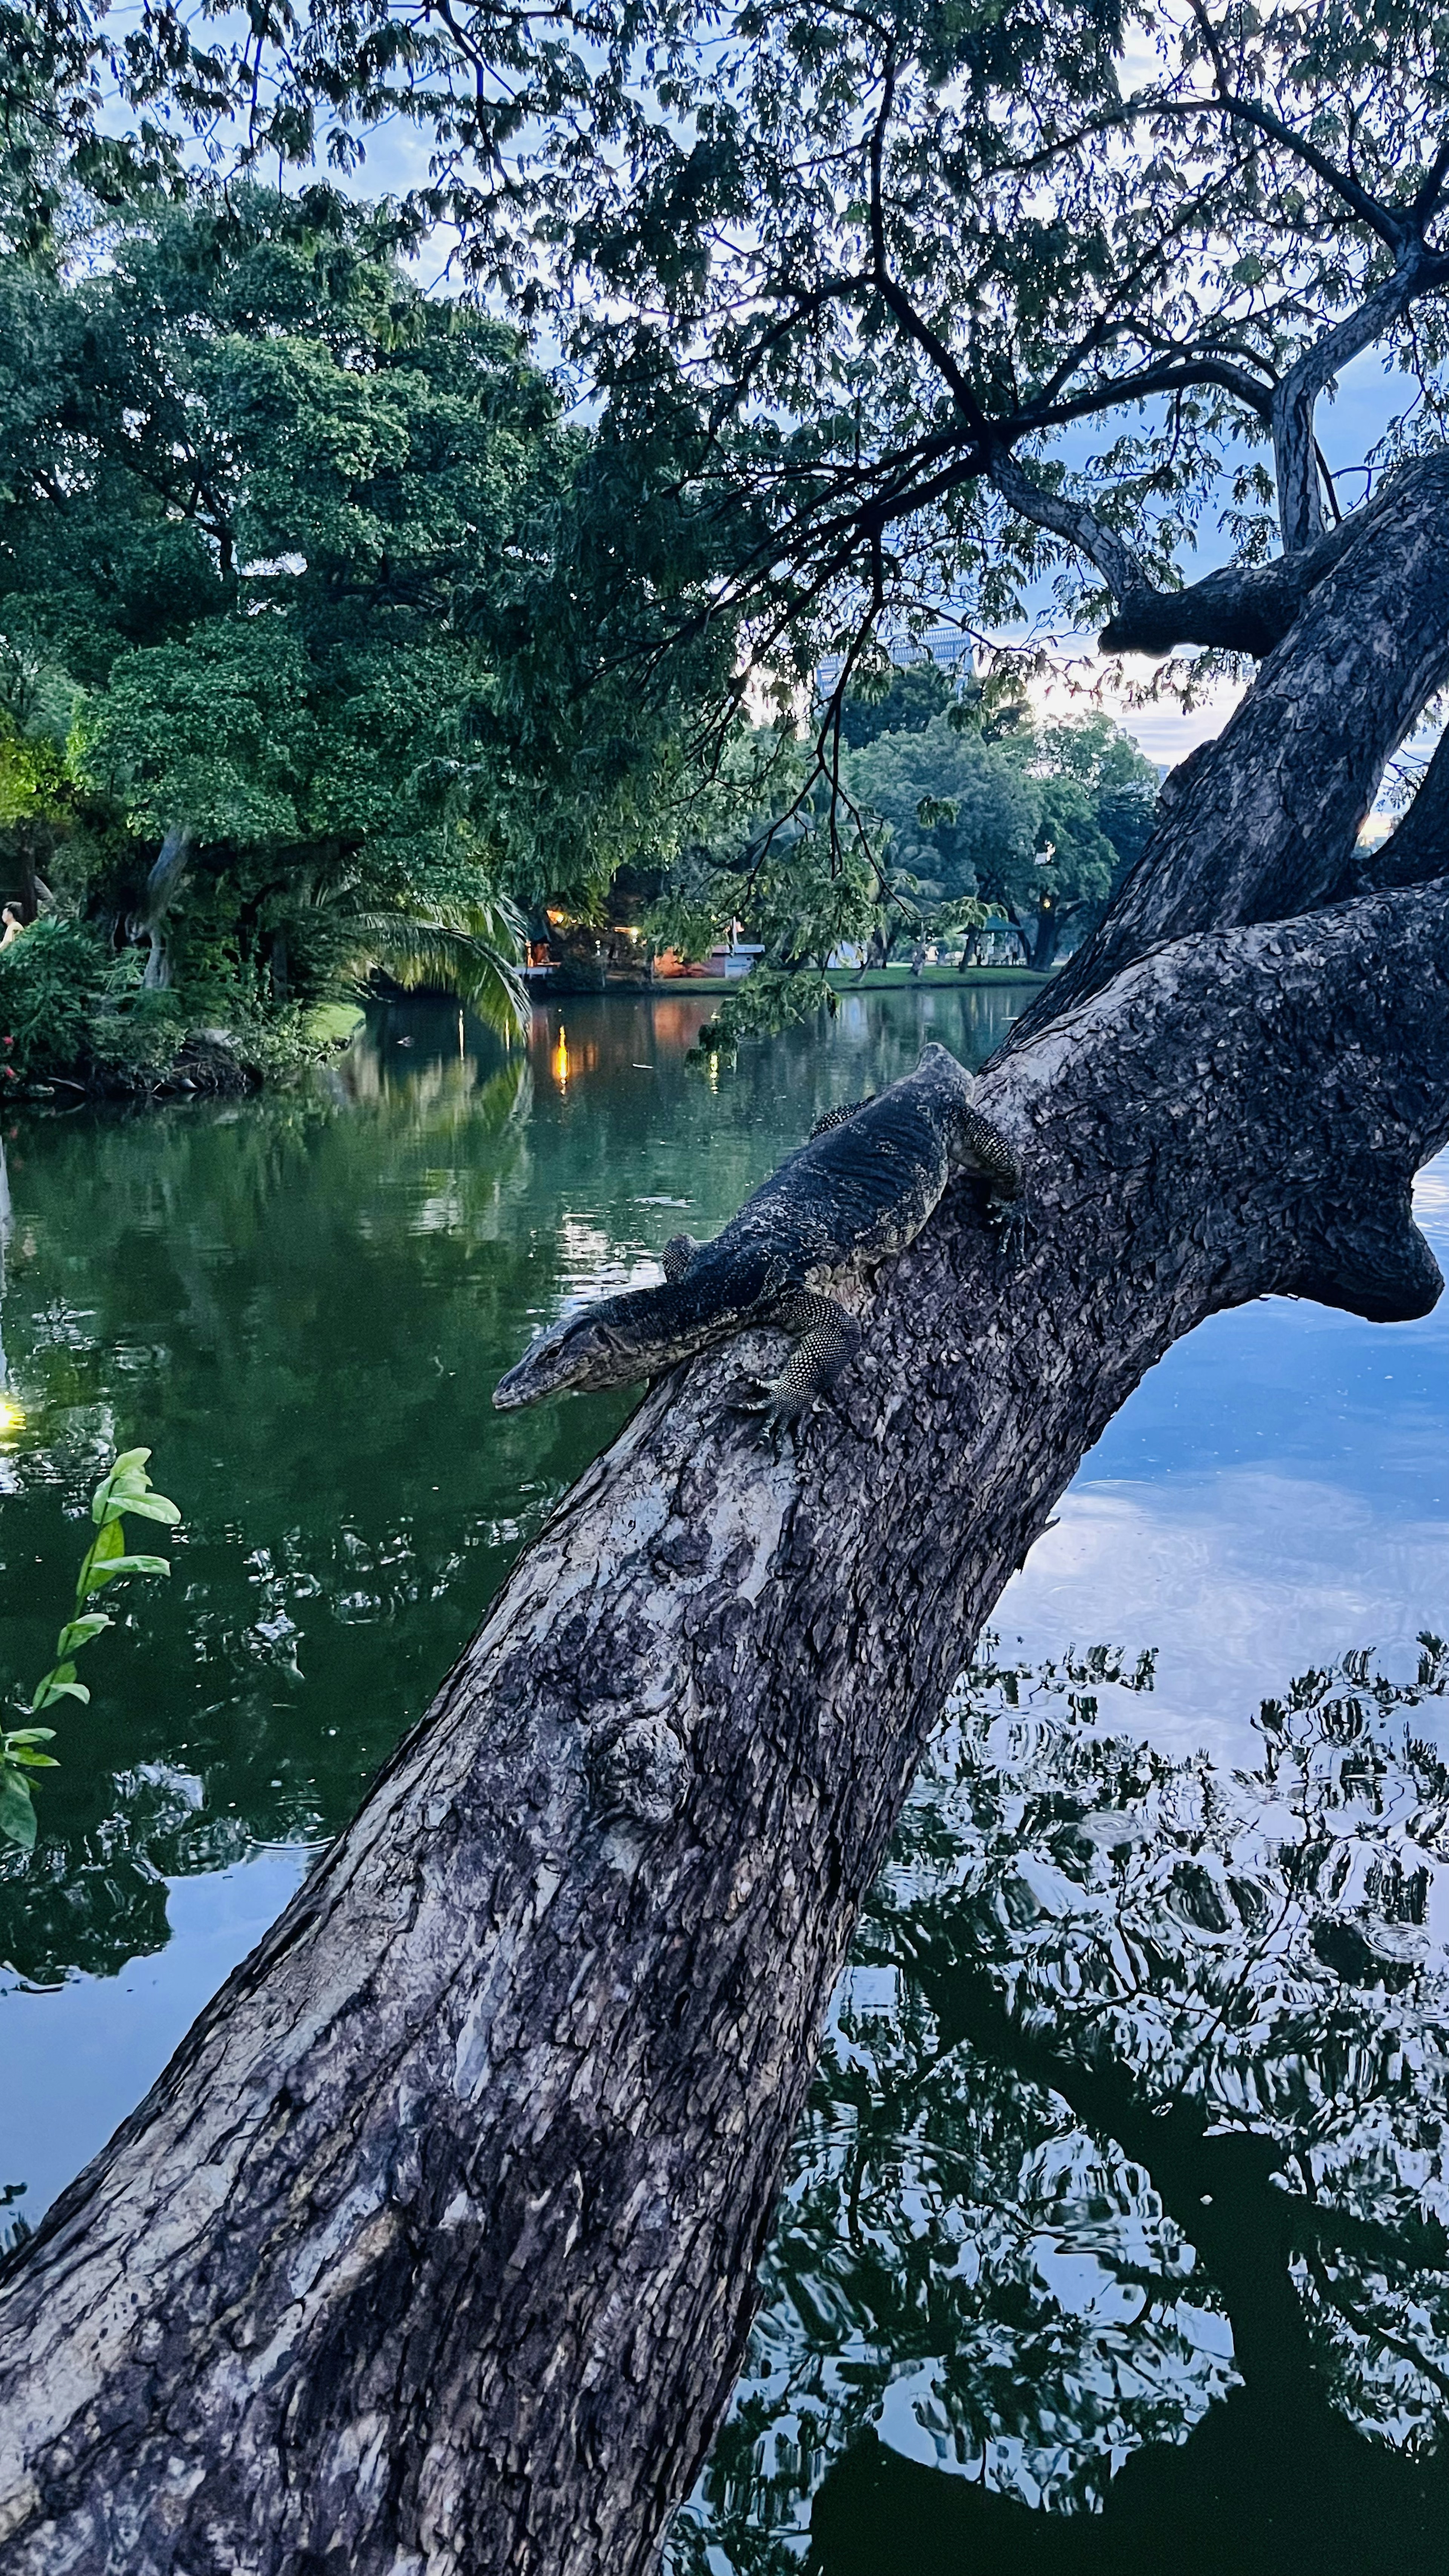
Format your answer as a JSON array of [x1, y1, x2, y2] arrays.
[[4, 483, 1449, 2573], [135, 824, 194, 992]]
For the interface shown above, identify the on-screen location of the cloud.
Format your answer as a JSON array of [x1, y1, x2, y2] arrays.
[[994, 1473, 1449, 1768]]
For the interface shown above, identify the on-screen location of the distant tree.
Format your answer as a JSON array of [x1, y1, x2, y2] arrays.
[[0, 188, 583, 1024], [840, 707, 1159, 970], [842, 717, 1038, 908], [0, 715, 70, 919], [990, 716, 1160, 970], [837, 659, 955, 749]]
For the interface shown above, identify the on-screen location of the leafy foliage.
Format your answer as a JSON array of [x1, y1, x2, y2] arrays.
[[9, 2, 1449, 1045], [0, 1448, 178, 1852], [96, 0, 1449, 711], [0, 916, 107, 1084], [11, 5, 1442, 1052], [0, 185, 711, 1048], [648, 689, 1158, 1044], [839, 698, 1158, 969]]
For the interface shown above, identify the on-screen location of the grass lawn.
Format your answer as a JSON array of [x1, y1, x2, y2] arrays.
[[302, 1002, 368, 1046]]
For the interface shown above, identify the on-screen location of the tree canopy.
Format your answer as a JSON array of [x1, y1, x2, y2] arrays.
[[14, 1, 1448, 1050], [38, 0, 1449, 697], [839, 700, 1157, 967], [0, 186, 597, 1030]]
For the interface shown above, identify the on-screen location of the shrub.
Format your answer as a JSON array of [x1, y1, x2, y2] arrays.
[[82, 980, 188, 1082], [0, 918, 108, 1084]]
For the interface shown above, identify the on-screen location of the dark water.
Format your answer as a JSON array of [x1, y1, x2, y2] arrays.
[[2, 981, 1449, 2573]]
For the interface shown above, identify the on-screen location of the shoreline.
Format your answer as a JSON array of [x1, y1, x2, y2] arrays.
[[531, 965, 1056, 1000]]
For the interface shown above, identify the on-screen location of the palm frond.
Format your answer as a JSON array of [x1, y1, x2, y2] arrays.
[[337, 894, 531, 1036]]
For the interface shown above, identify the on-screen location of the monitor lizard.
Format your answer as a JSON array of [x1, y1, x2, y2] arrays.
[[492, 1041, 1023, 1438]]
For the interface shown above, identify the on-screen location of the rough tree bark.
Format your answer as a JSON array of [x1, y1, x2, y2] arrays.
[[5, 468, 1449, 2573], [1018, 451, 1449, 1041]]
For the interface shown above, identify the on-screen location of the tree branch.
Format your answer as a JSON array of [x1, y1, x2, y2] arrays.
[[1021, 351, 1275, 435], [1181, 4, 1409, 251], [1361, 725, 1449, 894], [1016, 450, 1449, 1037], [865, 46, 991, 444], [1097, 510, 1358, 656], [1413, 132, 1449, 229], [986, 449, 1146, 600], [1272, 246, 1449, 549]]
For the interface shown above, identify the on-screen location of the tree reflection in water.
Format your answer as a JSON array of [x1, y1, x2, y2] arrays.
[[0, 1047, 550, 1987], [671, 1642, 1449, 2574], [0, 989, 1017, 1997]]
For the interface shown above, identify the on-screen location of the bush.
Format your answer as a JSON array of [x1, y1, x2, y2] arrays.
[[0, 918, 352, 1097], [82, 980, 188, 1083], [0, 918, 108, 1085]]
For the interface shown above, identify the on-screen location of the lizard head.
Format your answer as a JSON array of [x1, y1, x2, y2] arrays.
[[492, 1304, 640, 1409]]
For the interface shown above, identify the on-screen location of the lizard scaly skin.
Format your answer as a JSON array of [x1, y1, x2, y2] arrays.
[[492, 1043, 1022, 1434]]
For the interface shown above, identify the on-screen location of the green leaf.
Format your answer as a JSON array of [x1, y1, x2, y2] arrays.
[[92, 1449, 152, 1519], [54, 1613, 112, 1656], [85, 1517, 125, 1570], [91, 1451, 180, 1533], [7, 1746, 58, 1767], [31, 1663, 90, 1710], [2, 1727, 56, 1746], [114, 1491, 181, 1527], [81, 1551, 171, 1594], [0, 1773, 37, 1851]]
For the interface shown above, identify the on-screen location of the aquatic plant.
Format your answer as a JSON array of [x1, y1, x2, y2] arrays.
[[0, 1448, 180, 1852]]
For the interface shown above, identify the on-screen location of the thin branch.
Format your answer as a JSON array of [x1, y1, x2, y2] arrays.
[[986, 450, 1145, 601], [1021, 351, 1275, 432], [1412, 132, 1449, 229], [865, 45, 991, 443], [1272, 244, 1449, 547], [1183, 5, 1407, 250]]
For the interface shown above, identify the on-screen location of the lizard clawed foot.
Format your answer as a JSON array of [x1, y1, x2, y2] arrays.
[[989, 1199, 1035, 1263], [729, 1377, 816, 1451]]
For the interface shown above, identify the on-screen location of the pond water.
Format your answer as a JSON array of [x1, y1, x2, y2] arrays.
[[2, 983, 1449, 2573]]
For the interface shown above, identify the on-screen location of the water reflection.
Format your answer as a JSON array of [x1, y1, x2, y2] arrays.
[[6, 971, 1447, 2560], [672, 1644, 1449, 2573], [0, 982, 1020, 2200]]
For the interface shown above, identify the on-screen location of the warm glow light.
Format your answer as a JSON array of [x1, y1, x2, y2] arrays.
[[0, 1395, 26, 1434], [552, 1029, 569, 1089]]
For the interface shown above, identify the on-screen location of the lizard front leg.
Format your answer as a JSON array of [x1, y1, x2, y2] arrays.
[[662, 1232, 701, 1282], [809, 1095, 875, 1138], [952, 1103, 1029, 1253], [737, 1287, 863, 1444]]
